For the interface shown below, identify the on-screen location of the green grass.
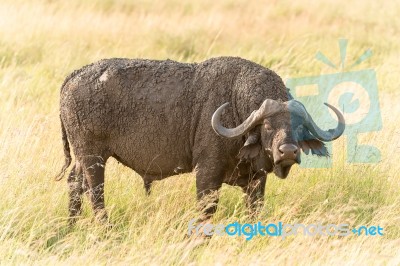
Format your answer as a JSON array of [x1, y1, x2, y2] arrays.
[[0, 0, 399, 264]]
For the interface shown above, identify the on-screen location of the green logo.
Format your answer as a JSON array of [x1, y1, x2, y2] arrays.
[[286, 39, 382, 167]]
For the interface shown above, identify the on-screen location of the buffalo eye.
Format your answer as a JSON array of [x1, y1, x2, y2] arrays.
[[295, 125, 304, 139], [263, 119, 273, 132]]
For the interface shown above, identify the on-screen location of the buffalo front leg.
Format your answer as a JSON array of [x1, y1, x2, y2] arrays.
[[81, 156, 108, 223], [195, 165, 224, 221], [244, 174, 266, 216], [68, 163, 84, 224]]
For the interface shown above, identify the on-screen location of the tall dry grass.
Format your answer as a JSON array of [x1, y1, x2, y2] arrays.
[[0, 0, 399, 264]]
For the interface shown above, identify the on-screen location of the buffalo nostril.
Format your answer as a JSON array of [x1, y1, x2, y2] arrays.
[[278, 144, 298, 156]]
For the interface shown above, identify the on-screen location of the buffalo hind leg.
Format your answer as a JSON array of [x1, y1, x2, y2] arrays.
[[81, 155, 108, 223], [68, 163, 84, 224]]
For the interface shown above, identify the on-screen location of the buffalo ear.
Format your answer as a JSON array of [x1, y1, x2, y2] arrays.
[[238, 131, 261, 161], [299, 131, 329, 157], [299, 139, 329, 157]]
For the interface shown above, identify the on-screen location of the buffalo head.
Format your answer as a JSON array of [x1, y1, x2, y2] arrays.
[[211, 99, 345, 178]]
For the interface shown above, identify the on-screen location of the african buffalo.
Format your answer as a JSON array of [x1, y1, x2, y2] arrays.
[[57, 57, 345, 223]]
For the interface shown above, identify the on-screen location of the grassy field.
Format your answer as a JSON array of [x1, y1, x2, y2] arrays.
[[0, 0, 399, 264]]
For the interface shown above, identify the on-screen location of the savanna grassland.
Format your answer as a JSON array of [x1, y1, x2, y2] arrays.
[[0, 0, 399, 264]]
